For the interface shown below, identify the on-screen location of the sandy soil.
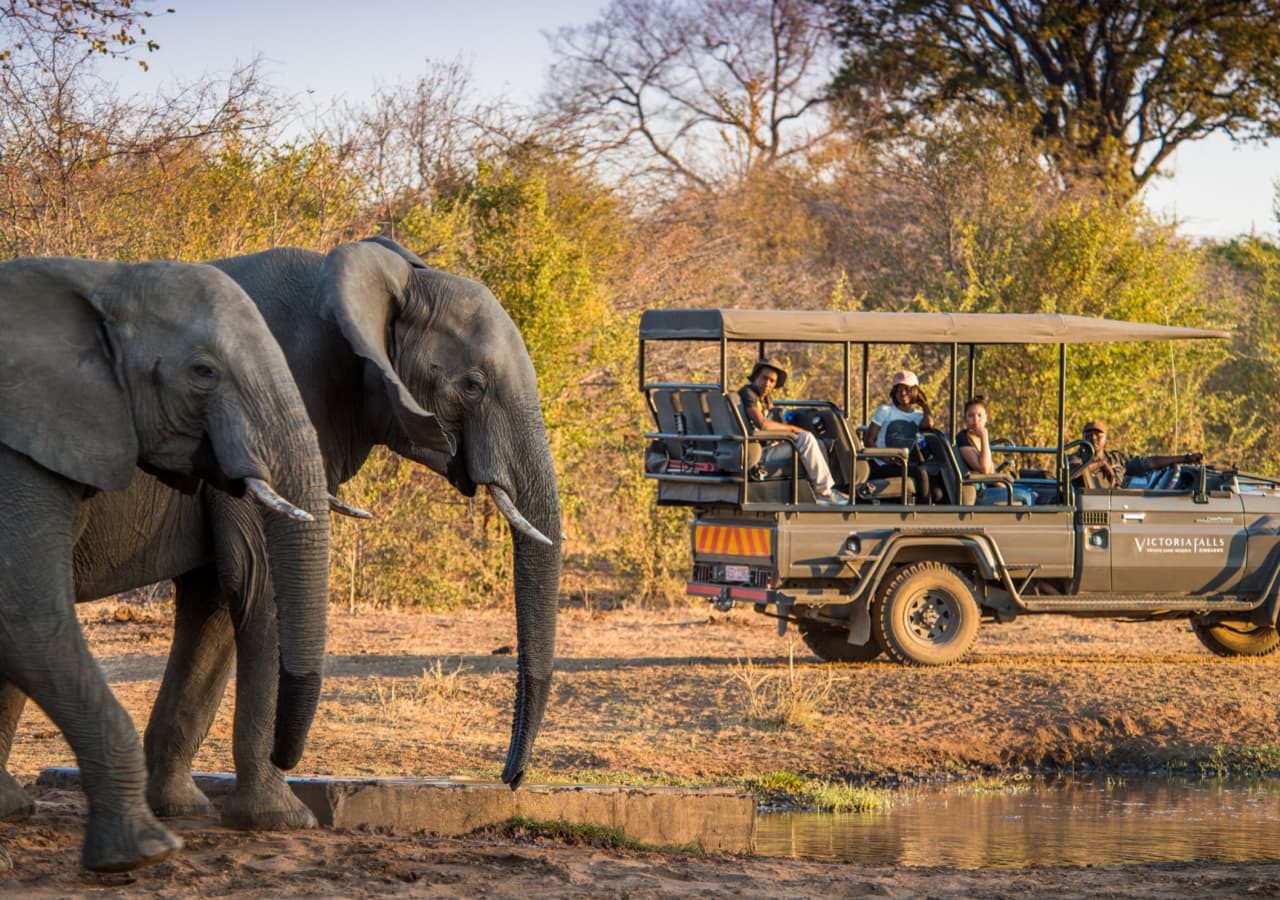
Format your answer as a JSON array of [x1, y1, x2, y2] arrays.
[[3, 598, 1280, 895]]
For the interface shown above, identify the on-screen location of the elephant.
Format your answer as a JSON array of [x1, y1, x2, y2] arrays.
[[0, 237, 561, 834], [0, 257, 330, 871]]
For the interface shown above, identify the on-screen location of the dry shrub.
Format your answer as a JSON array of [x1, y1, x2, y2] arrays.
[[369, 659, 469, 737], [730, 641, 834, 731]]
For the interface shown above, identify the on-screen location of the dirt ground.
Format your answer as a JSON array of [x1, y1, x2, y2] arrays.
[[4, 598, 1280, 896]]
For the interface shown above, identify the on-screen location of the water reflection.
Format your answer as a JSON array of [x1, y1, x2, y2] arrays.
[[756, 778, 1280, 868]]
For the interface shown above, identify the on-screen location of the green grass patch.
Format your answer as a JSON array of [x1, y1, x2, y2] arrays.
[[738, 771, 891, 812], [455, 765, 890, 812], [482, 816, 704, 855], [1164, 745, 1280, 777], [948, 775, 1032, 796]]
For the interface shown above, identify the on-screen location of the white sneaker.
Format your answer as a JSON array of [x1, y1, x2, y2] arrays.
[[816, 489, 850, 506]]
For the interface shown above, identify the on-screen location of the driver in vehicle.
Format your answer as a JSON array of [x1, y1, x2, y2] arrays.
[[1069, 420, 1203, 490], [739, 358, 849, 505]]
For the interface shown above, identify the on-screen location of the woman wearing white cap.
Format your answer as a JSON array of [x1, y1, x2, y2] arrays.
[[864, 370, 934, 501], [866, 370, 934, 449]]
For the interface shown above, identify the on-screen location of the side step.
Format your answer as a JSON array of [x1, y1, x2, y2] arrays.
[[1021, 594, 1259, 613]]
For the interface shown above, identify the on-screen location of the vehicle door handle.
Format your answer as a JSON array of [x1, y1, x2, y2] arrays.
[[1121, 513, 1146, 522]]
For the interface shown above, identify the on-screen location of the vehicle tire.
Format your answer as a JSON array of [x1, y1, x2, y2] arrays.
[[796, 620, 882, 663], [1191, 618, 1280, 657], [872, 562, 980, 666]]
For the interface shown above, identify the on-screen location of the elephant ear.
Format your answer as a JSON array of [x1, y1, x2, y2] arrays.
[[0, 260, 138, 491], [359, 235, 429, 269], [318, 242, 454, 454]]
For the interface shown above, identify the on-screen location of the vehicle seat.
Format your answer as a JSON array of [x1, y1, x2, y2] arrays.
[[704, 390, 753, 474], [650, 389, 688, 461], [921, 433, 976, 505], [850, 426, 914, 503], [930, 433, 1025, 505]]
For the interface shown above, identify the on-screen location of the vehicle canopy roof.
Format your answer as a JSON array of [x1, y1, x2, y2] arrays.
[[638, 309, 1228, 344]]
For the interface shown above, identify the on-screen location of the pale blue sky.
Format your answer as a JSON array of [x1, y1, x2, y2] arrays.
[[106, 1, 1278, 240]]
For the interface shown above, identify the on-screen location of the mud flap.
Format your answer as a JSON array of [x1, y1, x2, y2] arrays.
[[846, 596, 871, 646], [776, 597, 792, 636]]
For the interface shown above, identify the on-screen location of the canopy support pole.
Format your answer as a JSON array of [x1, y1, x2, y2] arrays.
[[1057, 343, 1067, 478], [967, 345, 976, 400], [843, 342, 851, 418], [861, 344, 870, 424], [949, 343, 958, 436]]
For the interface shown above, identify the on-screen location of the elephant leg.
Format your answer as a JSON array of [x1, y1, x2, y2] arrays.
[[144, 567, 234, 819], [0, 594, 181, 871], [218, 580, 316, 831], [0, 679, 34, 821]]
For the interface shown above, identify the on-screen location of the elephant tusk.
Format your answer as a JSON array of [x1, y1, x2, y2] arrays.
[[328, 494, 373, 519], [488, 485, 554, 546], [245, 477, 315, 522]]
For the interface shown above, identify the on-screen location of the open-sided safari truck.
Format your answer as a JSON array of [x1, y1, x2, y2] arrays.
[[640, 308, 1280, 666]]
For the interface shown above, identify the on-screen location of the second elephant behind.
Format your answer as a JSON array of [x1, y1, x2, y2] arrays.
[[0, 238, 562, 829]]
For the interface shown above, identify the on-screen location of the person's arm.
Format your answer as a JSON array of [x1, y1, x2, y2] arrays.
[[917, 398, 934, 431], [1129, 451, 1204, 475], [744, 400, 802, 436], [1069, 454, 1113, 486], [957, 426, 994, 474]]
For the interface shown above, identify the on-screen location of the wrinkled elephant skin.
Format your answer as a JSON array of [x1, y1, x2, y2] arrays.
[[0, 258, 329, 871]]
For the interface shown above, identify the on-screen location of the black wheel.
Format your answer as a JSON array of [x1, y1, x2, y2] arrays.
[[872, 562, 980, 666], [796, 620, 882, 663], [1191, 618, 1280, 657]]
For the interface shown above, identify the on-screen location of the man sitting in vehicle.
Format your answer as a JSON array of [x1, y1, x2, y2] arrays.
[[739, 358, 849, 505], [1069, 420, 1203, 490]]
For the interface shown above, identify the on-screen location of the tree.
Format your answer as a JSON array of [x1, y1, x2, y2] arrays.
[[827, 1, 1280, 193], [1, 0, 170, 69], [547, 0, 838, 192]]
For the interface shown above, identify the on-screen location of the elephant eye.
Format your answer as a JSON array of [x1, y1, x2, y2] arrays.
[[460, 371, 486, 398], [190, 362, 219, 385]]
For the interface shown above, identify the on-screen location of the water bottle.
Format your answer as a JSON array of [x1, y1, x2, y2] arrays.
[[783, 409, 795, 424]]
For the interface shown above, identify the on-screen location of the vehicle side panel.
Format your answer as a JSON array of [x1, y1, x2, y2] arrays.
[[1240, 495, 1280, 595], [1109, 490, 1246, 593], [776, 506, 1075, 583]]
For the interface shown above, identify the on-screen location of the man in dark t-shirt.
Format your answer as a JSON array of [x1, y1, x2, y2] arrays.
[[738, 358, 846, 504], [1068, 420, 1202, 489]]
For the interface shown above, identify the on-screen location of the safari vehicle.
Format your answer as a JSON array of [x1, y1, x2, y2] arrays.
[[640, 308, 1280, 666]]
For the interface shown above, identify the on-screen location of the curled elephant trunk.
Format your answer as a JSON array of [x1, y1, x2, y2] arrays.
[[496, 445, 561, 789]]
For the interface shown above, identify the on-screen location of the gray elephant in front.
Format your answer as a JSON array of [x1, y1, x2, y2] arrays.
[[0, 258, 330, 871], [0, 238, 561, 831]]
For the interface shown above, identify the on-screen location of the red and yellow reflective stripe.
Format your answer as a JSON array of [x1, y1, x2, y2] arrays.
[[694, 524, 772, 558]]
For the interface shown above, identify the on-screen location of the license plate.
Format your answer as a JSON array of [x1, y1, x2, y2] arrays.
[[723, 564, 750, 583]]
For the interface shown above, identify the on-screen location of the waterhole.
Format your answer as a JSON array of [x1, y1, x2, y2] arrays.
[[756, 777, 1280, 868]]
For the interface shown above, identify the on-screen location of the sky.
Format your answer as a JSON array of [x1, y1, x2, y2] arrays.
[[105, 0, 1279, 241]]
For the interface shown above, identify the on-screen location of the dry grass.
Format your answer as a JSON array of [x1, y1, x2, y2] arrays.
[[369, 659, 470, 737], [730, 640, 835, 731]]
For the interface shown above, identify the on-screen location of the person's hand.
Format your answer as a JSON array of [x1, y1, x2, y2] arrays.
[[973, 421, 989, 441]]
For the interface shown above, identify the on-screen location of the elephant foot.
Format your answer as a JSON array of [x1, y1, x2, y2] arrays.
[[220, 776, 316, 831], [146, 770, 215, 819], [82, 809, 182, 873], [0, 771, 34, 821]]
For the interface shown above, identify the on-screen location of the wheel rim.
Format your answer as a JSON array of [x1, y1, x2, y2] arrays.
[[902, 588, 960, 646]]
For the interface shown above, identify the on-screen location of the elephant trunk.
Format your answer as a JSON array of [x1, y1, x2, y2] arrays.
[[212, 386, 332, 771], [500, 429, 562, 788], [261, 426, 330, 770]]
